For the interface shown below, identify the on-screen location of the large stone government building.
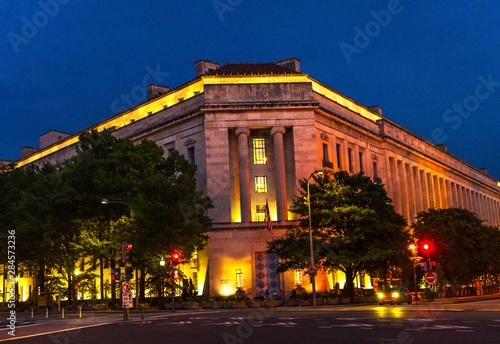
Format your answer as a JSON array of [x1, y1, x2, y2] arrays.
[[6, 57, 500, 300]]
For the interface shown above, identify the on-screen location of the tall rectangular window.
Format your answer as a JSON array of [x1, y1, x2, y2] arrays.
[[187, 147, 195, 165], [255, 176, 268, 193], [256, 205, 267, 221], [253, 138, 267, 165], [192, 272, 198, 293], [359, 152, 364, 173], [348, 148, 353, 172], [323, 143, 329, 162], [373, 162, 378, 178], [236, 269, 243, 288], [336, 144, 342, 169], [295, 270, 302, 286]]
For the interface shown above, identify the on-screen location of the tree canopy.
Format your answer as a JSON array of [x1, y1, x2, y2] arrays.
[[412, 207, 500, 288], [268, 171, 410, 299], [2, 130, 212, 304]]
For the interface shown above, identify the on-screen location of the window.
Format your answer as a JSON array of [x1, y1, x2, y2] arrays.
[[188, 147, 195, 165], [255, 176, 268, 193], [236, 269, 243, 288], [322, 143, 333, 168], [168, 148, 176, 156], [256, 205, 267, 221], [192, 251, 198, 267], [373, 162, 382, 183], [348, 148, 353, 172], [295, 270, 302, 286], [359, 152, 364, 173], [336, 144, 342, 169], [192, 272, 198, 293], [253, 138, 267, 164]]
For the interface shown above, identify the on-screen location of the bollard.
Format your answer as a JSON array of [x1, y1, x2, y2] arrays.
[[79, 306, 82, 319], [141, 305, 144, 320], [46, 308, 49, 318], [31, 308, 33, 319], [62, 308, 65, 319]]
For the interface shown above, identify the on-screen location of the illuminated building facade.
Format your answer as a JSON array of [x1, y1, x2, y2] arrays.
[[6, 57, 500, 300]]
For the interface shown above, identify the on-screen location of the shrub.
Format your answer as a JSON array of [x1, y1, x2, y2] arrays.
[[423, 288, 438, 301]]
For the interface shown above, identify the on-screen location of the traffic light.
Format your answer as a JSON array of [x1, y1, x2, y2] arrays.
[[122, 243, 133, 264], [111, 268, 120, 280], [419, 241, 432, 257], [125, 267, 133, 280], [429, 261, 436, 271], [171, 251, 180, 266], [172, 269, 180, 280]]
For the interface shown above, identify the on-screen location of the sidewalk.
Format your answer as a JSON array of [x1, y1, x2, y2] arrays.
[[431, 292, 500, 304]]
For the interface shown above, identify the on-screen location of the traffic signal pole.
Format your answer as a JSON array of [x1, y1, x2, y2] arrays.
[[171, 244, 175, 311]]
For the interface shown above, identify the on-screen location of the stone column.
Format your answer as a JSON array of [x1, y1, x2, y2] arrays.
[[271, 126, 287, 222], [236, 127, 252, 223]]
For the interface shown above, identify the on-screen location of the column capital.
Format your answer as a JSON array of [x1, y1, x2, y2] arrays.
[[235, 127, 250, 136], [270, 126, 286, 136]]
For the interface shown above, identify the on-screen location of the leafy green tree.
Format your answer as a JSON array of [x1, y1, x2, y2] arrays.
[[412, 208, 500, 293], [5, 129, 212, 307], [268, 171, 410, 300]]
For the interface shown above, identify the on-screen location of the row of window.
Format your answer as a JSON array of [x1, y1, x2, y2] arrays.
[[323, 142, 380, 180]]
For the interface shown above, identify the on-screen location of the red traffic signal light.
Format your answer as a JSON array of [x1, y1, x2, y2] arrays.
[[122, 243, 133, 263], [172, 252, 180, 266], [173, 269, 180, 280], [419, 241, 433, 257]]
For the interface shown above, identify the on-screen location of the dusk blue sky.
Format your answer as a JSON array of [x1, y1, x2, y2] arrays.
[[1, 1, 499, 178]]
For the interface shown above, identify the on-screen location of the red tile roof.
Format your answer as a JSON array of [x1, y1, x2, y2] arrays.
[[204, 62, 302, 76]]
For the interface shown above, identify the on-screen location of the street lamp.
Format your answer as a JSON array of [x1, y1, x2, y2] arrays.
[[101, 199, 132, 211], [101, 198, 135, 310], [307, 168, 323, 307], [73, 269, 80, 309], [409, 244, 420, 301], [159, 259, 165, 309]]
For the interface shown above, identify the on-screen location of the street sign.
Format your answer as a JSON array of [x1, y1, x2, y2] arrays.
[[122, 292, 133, 308], [425, 272, 436, 284], [308, 267, 317, 277], [122, 281, 132, 293]]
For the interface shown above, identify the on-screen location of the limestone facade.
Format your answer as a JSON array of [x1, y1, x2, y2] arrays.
[[10, 58, 500, 298]]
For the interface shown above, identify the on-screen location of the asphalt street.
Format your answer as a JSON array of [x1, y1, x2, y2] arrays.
[[0, 299, 499, 344]]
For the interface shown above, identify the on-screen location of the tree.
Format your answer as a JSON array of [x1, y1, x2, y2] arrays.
[[5, 129, 212, 307], [268, 171, 410, 300], [412, 208, 500, 293]]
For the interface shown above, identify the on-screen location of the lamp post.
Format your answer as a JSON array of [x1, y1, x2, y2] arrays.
[[307, 168, 323, 307], [159, 259, 165, 310], [101, 198, 134, 310], [73, 270, 80, 310], [409, 244, 420, 301]]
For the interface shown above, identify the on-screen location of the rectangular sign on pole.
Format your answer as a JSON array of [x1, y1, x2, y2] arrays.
[[122, 292, 133, 308]]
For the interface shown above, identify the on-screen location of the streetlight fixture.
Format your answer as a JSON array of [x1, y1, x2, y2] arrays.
[[307, 168, 323, 307], [101, 199, 132, 210]]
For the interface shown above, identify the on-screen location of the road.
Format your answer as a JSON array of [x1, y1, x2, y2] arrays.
[[0, 299, 499, 343]]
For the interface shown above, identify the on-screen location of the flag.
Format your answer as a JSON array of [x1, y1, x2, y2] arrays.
[[265, 200, 273, 234]]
